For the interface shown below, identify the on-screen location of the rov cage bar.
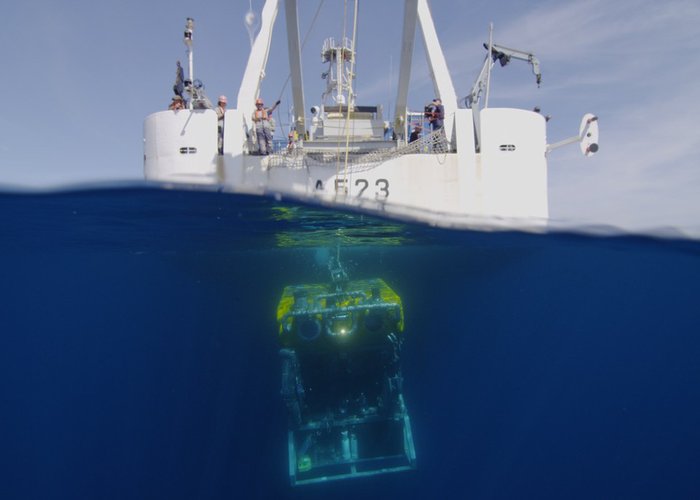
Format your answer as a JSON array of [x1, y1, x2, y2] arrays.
[[288, 395, 416, 486]]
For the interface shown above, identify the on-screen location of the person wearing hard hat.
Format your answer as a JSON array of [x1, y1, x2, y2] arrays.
[[251, 97, 280, 155], [216, 96, 227, 154], [286, 130, 298, 152]]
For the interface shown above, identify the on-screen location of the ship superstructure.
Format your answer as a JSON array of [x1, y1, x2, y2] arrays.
[[144, 0, 598, 229]]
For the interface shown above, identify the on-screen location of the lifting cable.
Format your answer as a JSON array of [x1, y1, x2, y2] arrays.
[[341, 0, 359, 187], [335, 0, 350, 180]]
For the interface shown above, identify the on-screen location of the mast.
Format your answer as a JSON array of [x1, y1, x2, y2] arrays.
[[321, 36, 355, 107], [183, 18, 194, 110]]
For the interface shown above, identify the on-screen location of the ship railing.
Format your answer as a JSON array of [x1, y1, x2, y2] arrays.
[[265, 127, 452, 172]]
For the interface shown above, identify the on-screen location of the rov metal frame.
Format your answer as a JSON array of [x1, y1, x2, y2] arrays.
[[278, 278, 416, 486]]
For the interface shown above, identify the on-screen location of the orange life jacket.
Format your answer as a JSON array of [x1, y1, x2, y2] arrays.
[[253, 109, 269, 121]]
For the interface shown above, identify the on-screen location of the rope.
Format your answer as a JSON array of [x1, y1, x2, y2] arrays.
[[340, 0, 359, 189], [335, 0, 350, 180]]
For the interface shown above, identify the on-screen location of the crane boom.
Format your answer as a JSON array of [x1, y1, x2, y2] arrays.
[[466, 41, 542, 153], [466, 43, 542, 108]]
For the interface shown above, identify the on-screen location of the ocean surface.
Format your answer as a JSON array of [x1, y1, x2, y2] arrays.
[[2, 186, 699, 500]]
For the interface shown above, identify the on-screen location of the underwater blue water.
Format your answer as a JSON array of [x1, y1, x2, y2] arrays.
[[2, 186, 699, 500]]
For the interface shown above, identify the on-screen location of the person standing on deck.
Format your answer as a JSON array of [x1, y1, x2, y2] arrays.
[[173, 60, 185, 99], [252, 97, 280, 155], [216, 96, 227, 154], [286, 131, 298, 152], [426, 98, 444, 132], [409, 124, 422, 143]]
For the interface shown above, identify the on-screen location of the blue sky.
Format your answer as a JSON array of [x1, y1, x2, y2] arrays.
[[2, 0, 699, 235]]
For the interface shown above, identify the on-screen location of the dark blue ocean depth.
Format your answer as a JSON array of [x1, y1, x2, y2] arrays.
[[1, 187, 699, 499]]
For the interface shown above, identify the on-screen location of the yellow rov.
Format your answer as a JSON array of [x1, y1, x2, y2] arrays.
[[276, 277, 416, 486]]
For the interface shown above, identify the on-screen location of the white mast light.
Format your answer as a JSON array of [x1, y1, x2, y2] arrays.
[[184, 17, 194, 46]]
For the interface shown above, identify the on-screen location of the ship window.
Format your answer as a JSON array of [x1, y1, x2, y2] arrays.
[[499, 144, 516, 151], [179, 147, 198, 154]]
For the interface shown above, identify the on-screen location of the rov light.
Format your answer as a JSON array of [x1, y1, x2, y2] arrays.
[[327, 313, 355, 338]]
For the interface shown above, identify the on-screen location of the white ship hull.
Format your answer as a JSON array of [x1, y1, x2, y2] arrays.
[[144, 106, 549, 227]]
